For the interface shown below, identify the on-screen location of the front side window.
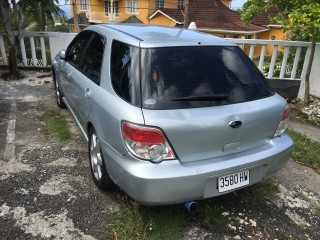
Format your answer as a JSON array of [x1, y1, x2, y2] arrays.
[[126, 1, 139, 14], [66, 31, 92, 68], [111, 40, 140, 106], [140, 46, 274, 110], [79, 34, 105, 85], [104, 0, 119, 17], [80, 0, 90, 10], [155, 0, 164, 9]]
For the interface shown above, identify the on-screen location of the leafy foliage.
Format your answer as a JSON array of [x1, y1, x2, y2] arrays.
[[241, 0, 320, 105], [242, 0, 320, 41]]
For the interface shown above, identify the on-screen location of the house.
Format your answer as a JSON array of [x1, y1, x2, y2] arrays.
[[67, 0, 281, 42], [148, 0, 268, 39], [250, 4, 288, 56], [251, 4, 287, 41]]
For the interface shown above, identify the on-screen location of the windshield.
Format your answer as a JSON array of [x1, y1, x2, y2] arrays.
[[140, 46, 274, 110]]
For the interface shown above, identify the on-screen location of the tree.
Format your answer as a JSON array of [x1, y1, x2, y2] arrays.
[[22, 0, 66, 31], [0, 0, 25, 80], [241, 0, 320, 106], [0, 0, 66, 80]]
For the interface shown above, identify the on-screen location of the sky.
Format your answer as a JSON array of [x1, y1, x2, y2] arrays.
[[58, 0, 248, 19], [58, 0, 71, 18], [231, 0, 247, 9]]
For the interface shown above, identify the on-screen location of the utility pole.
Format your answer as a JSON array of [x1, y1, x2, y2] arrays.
[[110, 0, 114, 22], [184, 0, 189, 28], [72, 0, 80, 33]]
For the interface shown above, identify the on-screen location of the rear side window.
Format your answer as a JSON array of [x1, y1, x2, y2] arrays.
[[111, 40, 140, 106], [140, 46, 274, 110], [80, 34, 105, 85], [66, 31, 92, 67]]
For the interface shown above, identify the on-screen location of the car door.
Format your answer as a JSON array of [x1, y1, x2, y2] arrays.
[[70, 33, 105, 128], [60, 31, 94, 116]]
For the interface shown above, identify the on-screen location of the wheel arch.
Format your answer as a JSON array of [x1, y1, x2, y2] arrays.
[[87, 121, 94, 136], [52, 67, 56, 88]]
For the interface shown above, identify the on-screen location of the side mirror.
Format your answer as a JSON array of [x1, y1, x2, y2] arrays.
[[59, 50, 66, 60]]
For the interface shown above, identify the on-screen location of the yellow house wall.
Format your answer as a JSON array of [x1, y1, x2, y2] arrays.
[[221, 0, 231, 8], [70, 0, 151, 24], [149, 14, 177, 26], [252, 28, 287, 57]]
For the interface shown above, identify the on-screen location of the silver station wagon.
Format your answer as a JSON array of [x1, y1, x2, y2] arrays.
[[52, 24, 293, 206]]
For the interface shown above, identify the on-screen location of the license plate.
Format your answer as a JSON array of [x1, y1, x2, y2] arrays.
[[218, 170, 250, 193]]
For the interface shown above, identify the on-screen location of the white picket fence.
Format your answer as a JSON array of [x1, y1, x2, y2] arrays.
[[0, 32, 319, 98]]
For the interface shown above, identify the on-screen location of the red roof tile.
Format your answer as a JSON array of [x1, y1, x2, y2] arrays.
[[251, 4, 283, 26], [150, 0, 266, 33], [188, 0, 265, 32]]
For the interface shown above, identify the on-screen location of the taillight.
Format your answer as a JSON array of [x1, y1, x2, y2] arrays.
[[273, 105, 290, 138], [122, 122, 176, 163]]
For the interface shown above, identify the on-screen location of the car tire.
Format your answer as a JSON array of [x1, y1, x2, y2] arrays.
[[53, 76, 67, 109], [89, 127, 113, 190]]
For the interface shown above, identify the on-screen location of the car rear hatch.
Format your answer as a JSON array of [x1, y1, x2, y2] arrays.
[[142, 95, 286, 163], [139, 45, 285, 163]]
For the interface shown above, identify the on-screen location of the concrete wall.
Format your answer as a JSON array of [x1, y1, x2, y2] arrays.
[[48, 33, 77, 59], [310, 44, 320, 98]]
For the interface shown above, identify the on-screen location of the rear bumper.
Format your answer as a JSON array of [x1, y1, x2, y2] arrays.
[[101, 134, 293, 205]]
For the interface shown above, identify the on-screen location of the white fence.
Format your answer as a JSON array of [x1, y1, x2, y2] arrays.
[[0, 32, 76, 68], [0, 32, 319, 98]]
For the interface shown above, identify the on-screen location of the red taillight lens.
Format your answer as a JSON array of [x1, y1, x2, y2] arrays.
[[122, 122, 165, 143], [273, 105, 290, 138], [122, 122, 175, 163], [282, 106, 290, 121]]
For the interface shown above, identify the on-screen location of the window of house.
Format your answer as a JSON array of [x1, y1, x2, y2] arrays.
[[178, 0, 184, 9], [104, 0, 119, 17], [155, 0, 164, 9], [80, 0, 90, 11], [126, 1, 139, 14]]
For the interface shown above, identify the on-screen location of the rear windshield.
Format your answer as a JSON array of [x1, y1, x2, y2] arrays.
[[140, 46, 274, 110]]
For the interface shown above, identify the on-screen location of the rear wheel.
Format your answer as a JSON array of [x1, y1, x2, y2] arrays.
[[89, 128, 113, 190]]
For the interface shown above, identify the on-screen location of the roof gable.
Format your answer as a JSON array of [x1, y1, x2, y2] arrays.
[[149, 8, 184, 24]]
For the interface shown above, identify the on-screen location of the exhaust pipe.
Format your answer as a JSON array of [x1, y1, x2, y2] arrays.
[[183, 200, 198, 212]]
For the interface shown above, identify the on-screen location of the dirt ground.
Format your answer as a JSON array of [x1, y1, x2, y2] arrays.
[[0, 70, 319, 239]]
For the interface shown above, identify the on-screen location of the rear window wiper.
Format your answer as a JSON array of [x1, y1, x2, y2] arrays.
[[237, 81, 270, 97], [171, 95, 228, 101]]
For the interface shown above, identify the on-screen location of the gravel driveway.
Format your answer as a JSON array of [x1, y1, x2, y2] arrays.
[[0, 70, 319, 239]]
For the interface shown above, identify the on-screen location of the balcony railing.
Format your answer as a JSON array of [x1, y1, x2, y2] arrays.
[[0, 32, 77, 68]]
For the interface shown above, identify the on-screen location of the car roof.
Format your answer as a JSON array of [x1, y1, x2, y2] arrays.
[[86, 24, 237, 48]]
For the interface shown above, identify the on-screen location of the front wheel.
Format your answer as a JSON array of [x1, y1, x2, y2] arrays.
[[89, 128, 113, 190], [55, 80, 66, 109]]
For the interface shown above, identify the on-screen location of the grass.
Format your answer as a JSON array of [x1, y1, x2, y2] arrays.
[[198, 199, 231, 231], [107, 181, 280, 239], [44, 110, 71, 141], [316, 206, 320, 216], [108, 203, 188, 240], [273, 230, 296, 240], [287, 129, 320, 171], [237, 180, 280, 203]]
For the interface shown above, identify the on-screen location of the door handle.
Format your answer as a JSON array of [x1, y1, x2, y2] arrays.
[[85, 88, 91, 98], [66, 71, 72, 78]]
